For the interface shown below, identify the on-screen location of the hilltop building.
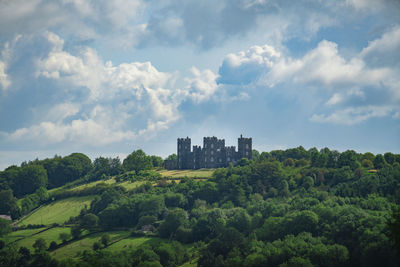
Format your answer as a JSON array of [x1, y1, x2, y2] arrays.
[[177, 135, 252, 169]]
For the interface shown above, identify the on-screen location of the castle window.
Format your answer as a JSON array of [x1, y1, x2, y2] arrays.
[[211, 143, 214, 148], [246, 151, 249, 156], [211, 150, 214, 155], [246, 144, 249, 149], [219, 159, 222, 162], [211, 157, 214, 162], [205, 157, 207, 162], [228, 157, 230, 161]]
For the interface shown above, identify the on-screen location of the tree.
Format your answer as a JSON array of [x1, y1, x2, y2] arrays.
[[49, 153, 93, 187], [123, 149, 153, 173], [33, 238, 47, 253], [362, 159, 373, 169], [59, 232, 70, 244], [48, 241, 57, 250], [337, 150, 359, 170], [373, 154, 387, 169], [71, 226, 82, 239], [150, 155, 164, 168], [0, 189, 18, 217], [93, 241, 101, 250], [0, 218, 11, 237], [280, 257, 313, 267], [227, 208, 252, 234], [91, 157, 123, 180], [80, 213, 99, 229], [283, 158, 295, 167], [158, 208, 188, 238], [101, 234, 110, 247], [11, 165, 48, 197]]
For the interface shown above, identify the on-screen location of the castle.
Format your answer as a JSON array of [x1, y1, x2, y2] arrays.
[[176, 135, 252, 169]]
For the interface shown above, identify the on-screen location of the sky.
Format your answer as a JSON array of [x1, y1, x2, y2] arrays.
[[0, 0, 399, 170]]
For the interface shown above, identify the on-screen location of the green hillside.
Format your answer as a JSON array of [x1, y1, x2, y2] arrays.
[[1, 148, 400, 266], [18, 196, 95, 227]]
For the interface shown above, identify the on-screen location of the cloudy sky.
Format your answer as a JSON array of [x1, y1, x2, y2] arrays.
[[0, 0, 399, 169]]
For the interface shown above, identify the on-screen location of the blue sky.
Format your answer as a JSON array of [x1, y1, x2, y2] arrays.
[[0, 0, 399, 169]]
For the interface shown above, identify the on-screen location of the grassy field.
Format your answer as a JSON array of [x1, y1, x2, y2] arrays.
[[67, 179, 116, 192], [3, 228, 46, 243], [105, 236, 162, 251], [118, 180, 147, 190], [4, 227, 71, 251], [51, 231, 129, 260], [18, 196, 96, 226], [158, 169, 215, 179]]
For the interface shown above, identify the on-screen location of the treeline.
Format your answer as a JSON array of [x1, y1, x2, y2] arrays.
[[0, 150, 163, 219], [255, 146, 399, 170]]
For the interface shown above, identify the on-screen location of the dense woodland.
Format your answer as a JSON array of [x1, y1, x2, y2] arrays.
[[1, 147, 400, 266]]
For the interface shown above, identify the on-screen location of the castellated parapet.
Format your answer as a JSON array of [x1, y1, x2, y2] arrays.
[[177, 135, 252, 169]]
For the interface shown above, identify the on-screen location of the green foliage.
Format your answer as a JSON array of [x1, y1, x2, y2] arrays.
[[80, 213, 99, 229], [33, 238, 47, 253], [374, 154, 387, 169], [90, 156, 123, 181], [159, 208, 188, 238], [71, 226, 82, 239], [1, 147, 400, 266], [150, 155, 164, 168], [123, 149, 153, 173], [0, 218, 11, 237], [101, 234, 110, 247], [12, 165, 48, 197], [0, 189, 19, 219], [59, 232, 70, 244], [48, 241, 57, 250], [93, 241, 101, 250]]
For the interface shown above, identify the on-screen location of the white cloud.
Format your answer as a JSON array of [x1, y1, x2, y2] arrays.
[[326, 93, 343, 106], [218, 45, 280, 84], [45, 102, 80, 122], [3, 32, 222, 146], [360, 25, 400, 67], [185, 67, 219, 103], [310, 106, 394, 125], [0, 61, 10, 90], [217, 28, 400, 125]]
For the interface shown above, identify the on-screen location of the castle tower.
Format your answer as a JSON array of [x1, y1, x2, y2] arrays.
[[177, 137, 191, 169], [202, 136, 225, 168], [237, 134, 252, 160]]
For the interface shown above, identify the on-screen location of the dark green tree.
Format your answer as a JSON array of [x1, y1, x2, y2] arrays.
[[101, 234, 110, 247], [11, 165, 48, 197], [123, 149, 153, 173], [32, 238, 47, 253], [158, 208, 188, 238]]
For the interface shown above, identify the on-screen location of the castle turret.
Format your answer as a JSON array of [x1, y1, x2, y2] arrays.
[[177, 137, 191, 169], [237, 134, 252, 160]]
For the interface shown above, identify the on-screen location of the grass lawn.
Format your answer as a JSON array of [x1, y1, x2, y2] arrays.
[[3, 228, 46, 243], [118, 180, 147, 191], [11, 227, 70, 251], [51, 231, 129, 260], [18, 196, 96, 226], [105, 236, 162, 251], [68, 178, 116, 192], [158, 169, 215, 179]]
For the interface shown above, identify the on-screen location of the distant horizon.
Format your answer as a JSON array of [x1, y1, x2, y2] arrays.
[[2, 141, 398, 171]]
